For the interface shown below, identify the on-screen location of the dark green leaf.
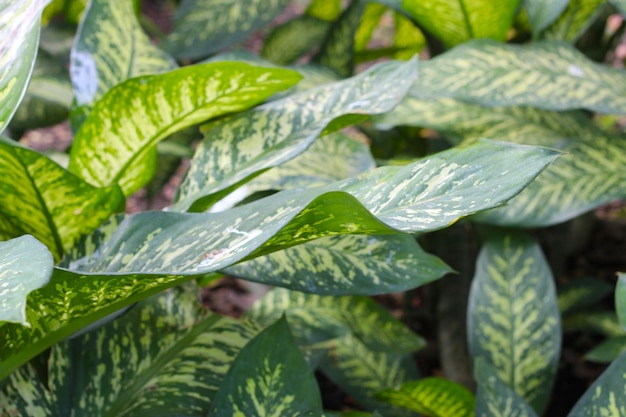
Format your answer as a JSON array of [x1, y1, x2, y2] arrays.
[[584, 336, 626, 363], [558, 277, 613, 315], [544, 0, 607, 42], [262, 16, 331, 65], [616, 272, 626, 329], [523, 0, 569, 35]]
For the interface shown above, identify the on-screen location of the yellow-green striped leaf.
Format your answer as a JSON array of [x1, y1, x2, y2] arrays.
[[584, 335, 626, 363], [0, 136, 124, 259], [475, 134, 626, 227], [227, 234, 451, 295], [70, 0, 176, 120], [413, 39, 626, 115], [616, 272, 626, 329], [523, 0, 569, 36], [0, 0, 50, 131], [376, 378, 475, 417], [262, 16, 331, 65], [209, 316, 324, 417], [320, 333, 419, 416], [544, 0, 607, 42], [568, 350, 626, 416], [68, 62, 302, 195], [172, 58, 417, 212], [562, 310, 626, 337], [0, 235, 53, 326], [163, 0, 289, 60], [246, 288, 425, 353], [558, 277, 613, 315], [468, 231, 560, 414], [474, 358, 539, 417], [0, 365, 55, 416], [376, 0, 520, 47]]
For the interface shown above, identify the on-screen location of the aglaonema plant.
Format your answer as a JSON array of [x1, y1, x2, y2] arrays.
[[2, 0, 625, 416]]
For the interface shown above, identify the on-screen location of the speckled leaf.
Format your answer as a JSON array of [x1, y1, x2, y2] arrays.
[[376, 0, 520, 47], [413, 40, 626, 115], [468, 231, 560, 414], [0, 136, 124, 260], [163, 0, 289, 60], [523, 0, 569, 36], [320, 334, 419, 416], [50, 285, 257, 417], [68, 63, 302, 195], [544, 0, 607, 42], [474, 358, 539, 417], [209, 316, 323, 417], [474, 134, 626, 227], [568, 350, 626, 416], [616, 273, 626, 329], [376, 378, 475, 417], [0, 235, 53, 326], [0, 364, 55, 416], [262, 16, 331, 65], [558, 277, 613, 315], [584, 336, 626, 363], [70, 0, 177, 119], [227, 234, 450, 295], [245, 288, 425, 352], [0, 0, 50, 131], [173, 58, 417, 212]]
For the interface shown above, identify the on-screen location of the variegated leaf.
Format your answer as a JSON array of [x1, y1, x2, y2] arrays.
[[209, 316, 324, 417], [475, 134, 626, 227], [413, 39, 626, 115], [0, 235, 53, 326], [616, 272, 626, 329], [172, 58, 417, 213], [523, 0, 569, 36], [226, 234, 451, 295], [0, 136, 124, 259], [376, 0, 520, 47], [584, 335, 626, 363], [568, 350, 626, 416], [245, 288, 425, 353], [0, 364, 55, 416], [562, 311, 626, 337], [262, 16, 331, 65], [558, 277, 613, 315], [468, 231, 560, 414], [544, 0, 607, 42], [68, 62, 302, 195], [376, 378, 475, 417], [70, 0, 177, 118], [320, 333, 419, 416], [0, 0, 50, 131], [163, 0, 289, 60], [474, 358, 539, 417]]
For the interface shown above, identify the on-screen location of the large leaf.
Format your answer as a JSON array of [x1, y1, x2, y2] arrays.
[[467, 231, 560, 414], [413, 39, 626, 115], [0, 136, 124, 259], [544, 0, 607, 43], [245, 288, 425, 353], [0, 235, 53, 326], [376, 0, 520, 47], [376, 378, 475, 417], [209, 316, 324, 417], [68, 62, 302, 195], [523, 0, 569, 36], [568, 350, 626, 416], [163, 0, 289, 60], [226, 234, 451, 295], [172, 58, 418, 213], [70, 0, 176, 116], [0, 0, 50, 131], [0, 365, 56, 416], [0, 140, 555, 380]]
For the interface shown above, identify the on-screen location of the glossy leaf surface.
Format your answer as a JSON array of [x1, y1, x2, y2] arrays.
[[468, 231, 560, 414], [209, 316, 323, 417], [68, 62, 301, 195], [0, 235, 53, 326]]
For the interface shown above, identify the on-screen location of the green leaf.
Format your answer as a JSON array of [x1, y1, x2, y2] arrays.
[[474, 358, 539, 417], [0, 0, 50, 131], [468, 230, 560, 414], [209, 316, 324, 417], [558, 277, 613, 315], [245, 288, 425, 353], [262, 16, 331, 65], [226, 234, 451, 295], [354, 3, 387, 51], [163, 0, 289, 60], [0, 136, 124, 259], [307, 0, 342, 21], [584, 335, 626, 363], [376, 378, 475, 417], [70, 0, 177, 117], [0, 235, 53, 326], [523, 0, 569, 36], [562, 310, 626, 337], [544, 0, 607, 42], [172, 58, 418, 212], [68, 62, 302, 195], [413, 39, 626, 115], [474, 134, 626, 227], [616, 272, 626, 329], [0, 364, 55, 416], [392, 12, 426, 60], [376, 0, 520, 47], [568, 350, 626, 416], [612, 0, 626, 16]]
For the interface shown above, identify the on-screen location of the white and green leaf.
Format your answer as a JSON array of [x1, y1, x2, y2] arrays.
[[468, 231, 560, 414], [0, 365, 56, 416]]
